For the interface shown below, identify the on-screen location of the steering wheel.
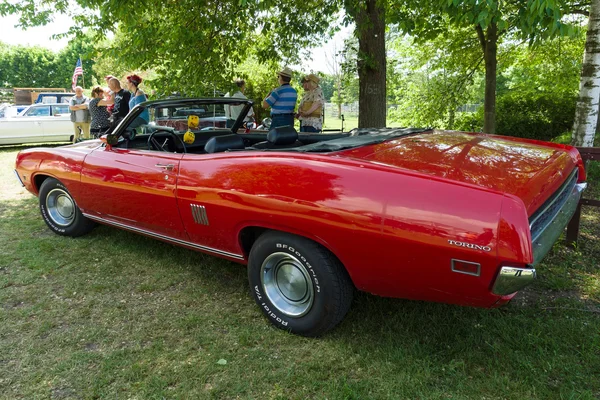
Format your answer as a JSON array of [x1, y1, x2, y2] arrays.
[[147, 129, 187, 154]]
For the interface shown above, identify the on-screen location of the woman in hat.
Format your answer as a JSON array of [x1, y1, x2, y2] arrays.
[[297, 73, 324, 132]]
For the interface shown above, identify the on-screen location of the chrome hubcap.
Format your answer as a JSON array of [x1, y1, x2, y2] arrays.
[[46, 188, 75, 226], [260, 252, 314, 317]]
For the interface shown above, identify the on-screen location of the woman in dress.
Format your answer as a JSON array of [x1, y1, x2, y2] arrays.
[[88, 86, 111, 138], [296, 74, 324, 133]]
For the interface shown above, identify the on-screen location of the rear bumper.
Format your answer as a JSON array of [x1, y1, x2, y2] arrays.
[[530, 169, 586, 266], [492, 266, 536, 295], [493, 177, 586, 296]]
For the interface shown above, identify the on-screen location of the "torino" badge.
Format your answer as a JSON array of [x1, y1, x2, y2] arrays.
[[448, 240, 492, 252]]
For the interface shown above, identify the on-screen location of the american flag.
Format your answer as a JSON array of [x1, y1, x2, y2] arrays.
[[71, 58, 83, 90]]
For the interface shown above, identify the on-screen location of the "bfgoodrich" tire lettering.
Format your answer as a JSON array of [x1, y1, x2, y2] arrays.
[[276, 243, 321, 293]]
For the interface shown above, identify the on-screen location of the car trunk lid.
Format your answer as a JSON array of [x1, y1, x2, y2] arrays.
[[337, 130, 577, 216]]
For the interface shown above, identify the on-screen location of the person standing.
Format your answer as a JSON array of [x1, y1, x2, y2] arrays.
[[125, 74, 149, 132], [69, 86, 91, 143], [104, 75, 116, 114], [108, 77, 131, 126], [297, 74, 324, 132], [88, 86, 111, 138], [225, 79, 255, 127], [262, 67, 298, 129]]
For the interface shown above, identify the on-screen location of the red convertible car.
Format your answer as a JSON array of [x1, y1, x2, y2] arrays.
[[14, 98, 587, 336]]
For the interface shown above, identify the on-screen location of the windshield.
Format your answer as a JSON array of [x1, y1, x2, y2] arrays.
[[138, 99, 252, 135]]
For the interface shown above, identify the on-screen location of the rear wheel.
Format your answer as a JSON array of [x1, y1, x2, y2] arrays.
[[39, 178, 95, 237], [248, 231, 354, 336]]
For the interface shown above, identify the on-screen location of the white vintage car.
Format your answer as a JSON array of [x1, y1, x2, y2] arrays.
[[0, 103, 73, 145]]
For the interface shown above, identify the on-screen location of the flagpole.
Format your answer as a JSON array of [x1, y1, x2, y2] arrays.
[[80, 56, 85, 89]]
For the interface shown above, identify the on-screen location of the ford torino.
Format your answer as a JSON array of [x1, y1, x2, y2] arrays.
[[14, 97, 587, 336]]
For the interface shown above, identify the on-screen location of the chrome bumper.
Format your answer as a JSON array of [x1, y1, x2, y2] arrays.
[[531, 182, 586, 266], [13, 169, 24, 187], [492, 266, 536, 295]]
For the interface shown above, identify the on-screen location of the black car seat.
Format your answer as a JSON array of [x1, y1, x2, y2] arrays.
[[204, 134, 246, 153], [253, 125, 303, 149]]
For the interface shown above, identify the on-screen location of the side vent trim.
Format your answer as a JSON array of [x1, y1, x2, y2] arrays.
[[191, 204, 209, 225]]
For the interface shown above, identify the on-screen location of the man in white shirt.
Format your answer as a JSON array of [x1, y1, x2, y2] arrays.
[[69, 86, 90, 142], [225, 79, 254, 127]]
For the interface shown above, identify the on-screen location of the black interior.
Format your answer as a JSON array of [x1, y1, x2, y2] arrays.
[[115, 126, 351, 154]]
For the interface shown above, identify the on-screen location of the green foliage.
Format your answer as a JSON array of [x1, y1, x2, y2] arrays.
[[2, 0, 343, 95], [452, 110, 483, 132], [54, 33, 101, 89], [387, 29, 483, 129], [0, 34, 100, 89], [387, 23, 584, 137], [495, 92, 576, 141], [319, 74, 334, 101], [0, 44, 58, 87]]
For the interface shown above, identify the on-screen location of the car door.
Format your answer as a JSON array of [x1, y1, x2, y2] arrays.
[[42, 104, 72, 142], [77, 146, 187, 240], [0, 105, 47, 145]]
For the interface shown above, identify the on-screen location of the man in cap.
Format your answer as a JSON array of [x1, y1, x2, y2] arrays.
[[262, 67, 298, 129]]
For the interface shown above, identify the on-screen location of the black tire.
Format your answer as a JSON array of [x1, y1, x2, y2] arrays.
[[248, 231, 354, 337], [39, 178, 95, 237]]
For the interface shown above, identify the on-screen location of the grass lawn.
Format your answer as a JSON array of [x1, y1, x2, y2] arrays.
[[1, 144, 599, 399]]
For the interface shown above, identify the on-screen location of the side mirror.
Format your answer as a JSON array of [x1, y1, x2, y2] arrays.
[[100, 134, 118, 148]]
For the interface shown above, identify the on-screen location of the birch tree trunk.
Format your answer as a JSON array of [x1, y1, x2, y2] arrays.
[[572, 0, 600, 147]]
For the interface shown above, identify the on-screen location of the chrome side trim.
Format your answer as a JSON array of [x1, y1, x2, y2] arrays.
[[492, 266, 536, 295], [450, 259, 481, 277], [13, 169, 24, 187], [529, 169, 578, 242], [82, 213, 244, 260], [530, 178, 585, 266], [190, 204, 209, 225]]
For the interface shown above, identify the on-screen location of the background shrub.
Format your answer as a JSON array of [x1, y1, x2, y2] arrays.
[[495, 93, 576, 141]]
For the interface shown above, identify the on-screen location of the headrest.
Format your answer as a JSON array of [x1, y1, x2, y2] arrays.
[[205, 134, 245, 153], [267, 125, 298, 145]]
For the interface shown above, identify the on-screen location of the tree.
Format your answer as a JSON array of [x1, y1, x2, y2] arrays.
[[54, 33, 100, 89], [389, 0, 573, 133], [387, 28, 483, 129], [0, 44, 57, 87], [345, 0, 387, 128], [1, 0, 393, 127], [572, 0, 600, 147]]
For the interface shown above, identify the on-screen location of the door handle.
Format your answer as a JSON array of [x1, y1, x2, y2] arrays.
[[155, 163, 175, 171]]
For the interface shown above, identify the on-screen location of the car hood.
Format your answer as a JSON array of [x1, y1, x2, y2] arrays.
[[338, 130, 577, 215]]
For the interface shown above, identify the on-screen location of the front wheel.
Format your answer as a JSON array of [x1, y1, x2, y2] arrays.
[[248, 231, 354, 336], [39, 178, 95, 237]]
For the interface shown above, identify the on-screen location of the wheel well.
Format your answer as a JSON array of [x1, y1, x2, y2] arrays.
[[238, 226, 354, 285], [33, 174, 52, 194], [239, 226, 268, 257]]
